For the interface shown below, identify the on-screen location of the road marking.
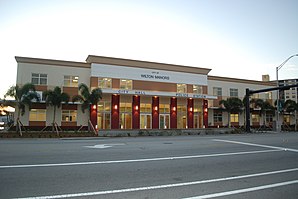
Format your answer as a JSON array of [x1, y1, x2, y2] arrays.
[[183, 180, 298, 199], [14, 168, 298, 199], [0, 149, 280, 169], [84, 143, 125, 149], [214, 139, 298, 152]]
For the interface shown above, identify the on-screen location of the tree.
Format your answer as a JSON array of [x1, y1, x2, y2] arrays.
[[4, 83, 39, 134], [43, 86, 70, 133], [219, 97, 243, 127], [72, 83, 102, 130], [284, 99, 298, 131], [252, 99, 275, 127]]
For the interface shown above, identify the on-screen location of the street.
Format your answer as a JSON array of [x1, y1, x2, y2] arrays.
[[0, 133, 298, 199]]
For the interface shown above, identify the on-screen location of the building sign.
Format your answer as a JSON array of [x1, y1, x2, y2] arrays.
[[103, 89, 217, 99], [91, 63, 207, 85]]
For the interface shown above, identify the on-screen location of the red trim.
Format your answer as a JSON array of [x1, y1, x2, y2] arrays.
[[152, 96, 159, 129], [203, 100, 208, 128], [111, 94, 120, 129], [170, 97, 177, 129], [90, 104, 97, 128], [132, 95, 140, 129], [187, 98, 194, 128]]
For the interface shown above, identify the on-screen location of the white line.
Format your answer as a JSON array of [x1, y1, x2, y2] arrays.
[[214, 139, 298, 152], [14, 168, 298, 199], [183, 180, 298, 199], [0, 149, 280, 169]]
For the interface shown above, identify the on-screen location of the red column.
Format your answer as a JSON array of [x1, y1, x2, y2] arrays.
[[170, 97, 177, 129], [111, 94, 120, 129], [132, 95, 140, 129], [152, 96, 159, 129], [203, 100, 208, 128], [187, 98, 194, 128], [90, 104, 97, 129]]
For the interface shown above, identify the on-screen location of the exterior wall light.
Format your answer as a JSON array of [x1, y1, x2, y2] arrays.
[[173, 107, 176, 111], [135, 105, 139, 110], [92, 105, 97, 110], [114, 105, 118, 110], [154, 106, 158, 111]]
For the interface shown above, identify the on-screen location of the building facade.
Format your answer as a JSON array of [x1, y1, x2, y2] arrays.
[[15, 55, 276, 130]]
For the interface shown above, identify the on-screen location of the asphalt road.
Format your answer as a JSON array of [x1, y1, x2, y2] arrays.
[[0, 133, 298, 199]]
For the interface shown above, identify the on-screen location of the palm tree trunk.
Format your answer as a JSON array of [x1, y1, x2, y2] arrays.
[[16, 106, 21, 135]]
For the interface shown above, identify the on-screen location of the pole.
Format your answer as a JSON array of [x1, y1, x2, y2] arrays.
[[245, 88, 251, 132], [276, 67, 280, 132]]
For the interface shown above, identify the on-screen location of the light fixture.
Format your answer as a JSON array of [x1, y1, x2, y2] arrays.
[[114, 105, 118, 110], [135, 105, 139, 110], [173, 107, 176, 111], [154, 106, 158, 111], [92, 105, 96, 110], [190, 107, 193, 112]]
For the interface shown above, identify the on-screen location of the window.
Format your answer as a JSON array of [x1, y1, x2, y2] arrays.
[[265, 92, 272, 100], [62, 110, 77, 122], [140, 103, 151, 113], [177, 84, 187, 93], [29, 109, 46, 121], [213, 87, 222, 96], [214, 112, 222, 122], [159, 104, 170, 113], [98, 78, 112, 89], [230, 113, 239, 122], [266, 114, 273, 123], [230, 88, 238, 97], [120, 102, 132, 113], [32, 73, 47, 85], [283, 115, 290, 123], [64, 76, 79, 87], [120, 79, 132, 90], [252, 114, 260, 122], [193, 85, 203, 94]]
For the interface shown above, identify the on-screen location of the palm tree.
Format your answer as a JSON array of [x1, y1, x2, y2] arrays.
[[72, 83, 102, 131], [43, 86, 70, 133], [4, 83, 39, 134], [219, 97, 243, 127], [253, 99, 275, 127], [284, 99, 298, 131]]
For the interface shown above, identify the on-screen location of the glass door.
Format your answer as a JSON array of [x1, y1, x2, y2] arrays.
[[160, 114, 170, 129], [140, 114, 151, 129]]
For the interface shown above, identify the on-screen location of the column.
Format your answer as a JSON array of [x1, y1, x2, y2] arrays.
[[187, 98, 194, 128], [90, 104, 97, 129], [170, 97, 177, 129], [111, 94, 120, 129], [203, 99, 208, 128], [152, 96, 159, 129], [132, 95, 140, 129]]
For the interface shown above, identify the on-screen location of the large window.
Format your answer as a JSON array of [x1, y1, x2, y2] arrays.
[[31, 73, 47, 85], [177, 84, 187, 93], [230, 88, 238, 97], [213, 112, 223, 123], [213, 87, 222, 96], [120, 100, 132, 129], [177, 104, 187, 128], [140, 103, 151, 113], [64, 76, 79, 87], [265, 92, 272, 100], [98, 78, 112, 89], [120, 79, 132, 90], [230, 113, 239, 123], [29, 109, 46, 121], [193, 85, 203, 94], [62, 110, 77, 122], [159, 104, 170, 113]]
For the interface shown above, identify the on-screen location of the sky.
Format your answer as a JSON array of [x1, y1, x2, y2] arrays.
[[0, 0, 297, 98]]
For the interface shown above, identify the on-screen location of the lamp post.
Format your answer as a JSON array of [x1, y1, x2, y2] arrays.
[[276, 54, 298, 132]]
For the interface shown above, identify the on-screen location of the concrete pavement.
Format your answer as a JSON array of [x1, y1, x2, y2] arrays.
[[0, 133, 298, 198]]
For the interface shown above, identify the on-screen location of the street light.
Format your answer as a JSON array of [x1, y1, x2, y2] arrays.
[[276, 54, 298, 132]]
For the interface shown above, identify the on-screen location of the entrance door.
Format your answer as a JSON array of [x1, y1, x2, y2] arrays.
[[140, 114, 151, 129], [160, 114, 170, 129], [120, 113, 132, 129]]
